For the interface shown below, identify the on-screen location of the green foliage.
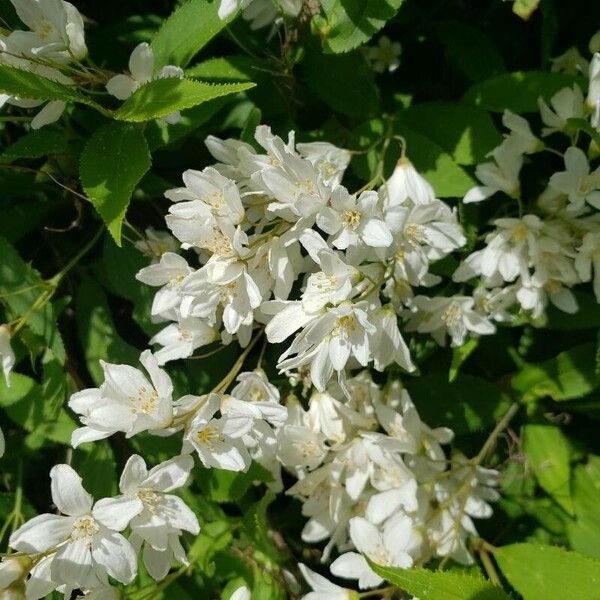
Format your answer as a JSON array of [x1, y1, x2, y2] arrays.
[[80, 122, 151, 244], [523, 424, 574, 515], [0, 128, 69, 163], [495, 543, 600, 599], [151, 0, 238, 68], [512, 343, 600, 402], [314, 0, 404, 54], [463, 71, 582, 113], [369, 561, 511, 599], [114, 78, 255, 123]]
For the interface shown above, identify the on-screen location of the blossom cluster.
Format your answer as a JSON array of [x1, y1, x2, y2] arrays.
[[458, 52, 600, 317]]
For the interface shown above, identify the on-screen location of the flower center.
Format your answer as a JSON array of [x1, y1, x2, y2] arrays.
[[405, 223, 427, 245], [196, 425, 223, 450], [129, 385, 159, 415], [343, 210, 362, 230], [70, 516, 99, 542], [441, 304, 461, 328], [138, 488, 162, 514]]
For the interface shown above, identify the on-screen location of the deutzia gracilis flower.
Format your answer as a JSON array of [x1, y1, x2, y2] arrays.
[[297, 141, 351, 187], [9, 465, 136, 595], [500, 109, 541, 154], [549, 146, 600, 211], [134, 227, 179, 262], [184, 393, 253, 471], [330, 515, 415, 589], [381, 157, 435, 207], [406, 295, 496, 347], [0, 324, 15, 387], [93, 455, 199, 581], [230, 586, 251, 600], [298, 563, 355, 600], [68, 350, 174, 447], [8, 0, 87, 61], [538, 85, 585, 136], [463, 144, 522, 203], [106, 42, 184, 123], [364, 36, 402, 73], [587, 53, 600, 127]]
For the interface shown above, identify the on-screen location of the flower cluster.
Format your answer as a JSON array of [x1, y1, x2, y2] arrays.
[[280, 377, 498, 592], [0, 0, 86, 128], [2, 456, 198, 599], [458, 52, 600, 318]]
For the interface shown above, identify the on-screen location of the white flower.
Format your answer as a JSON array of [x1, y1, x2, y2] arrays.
[[0, 325, 15, 387], [184, 394, 253, 471], [136, 252, 193, 320], [231, 370, 287, 426], [317, 187, 392, 250], [150, 315, 218, 365], [330, 515, 414, 589], [68, 350, 174, 447], [538, 85, 585, 136], [381, 157, 435, 207], [576, 231, 600, 301], [463, 144, 522, 203], [365, 36, 402, 73], [10, 465, 137, 593], [551, 47, 589, 75], [277, 425, 328, 470], [406, 295, 495, 347], [93, 455, 199, 582], [298, 563, 355, 600], [588, 53, 600, 127], [8, 0, 87, 61], [106, 42, 183, 122], [134, 227, 179, 262], [230, 586, 251, 600], [499, 110, 540, 154], [276, 302, 376, 391], [369, 305, 414, 372], [549, 146, 600, 211], [297, 141, 351, 186]]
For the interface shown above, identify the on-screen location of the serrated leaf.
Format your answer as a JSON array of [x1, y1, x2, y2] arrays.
[[80, 122, 151, 244], [0, 64, 100, 110], [114, 78, 254, 123], [368, 561, 511, 599], [495, 543, 600, 600], [511, 343, 600, 402], [314, 0, 404, 54], [151, 0, 238, 68], [0, 236, 65, 362], [463, 71, 583, 113], [523, 424, 574, 515], [396, 102, 502, 165], [0, 128, 68, 163], [404, 374, 511, 434]]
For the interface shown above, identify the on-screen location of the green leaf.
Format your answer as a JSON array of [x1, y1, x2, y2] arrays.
[[449, 338, 479, 382], [0, 128, 68, 163], [513, 0, 541, 20], [463, 71, 583, 113], [186, 56, 266, 82], [0, 236, 65, 362], [523, 424, 574, 515], [567, 458, 600, 558], [80, 122, 151, 244], [435, 21, 506, 83], [566, 117, 600, 147], [368, 561, 510, 599], [395, 126, 475, 197], [151, 0, 238, 68], [75, 278, 139, 385], [114, 78, 255, 123], [396, 102, 502, 165], [314, 0, 404, 54], [495, 543, 600, 600], [302, 47, 379, 117], [511, 343, 600, 402], [73, 442, 118, 498], [404, 374, 511, 434], [0, 64, 101, 110]]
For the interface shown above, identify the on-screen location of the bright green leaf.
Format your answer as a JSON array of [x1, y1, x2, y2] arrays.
[[567, 458, 600, 558], [114, 78, 254, 123], [80, 122, 151, 244], [495, 543, 600, 600], [368, 561, 510, 600], [151, 0, 238, 68], [449, 338, 479, 382], [523, 424, 574, 515], [396, 102, 502, 165], [463, 71, 583, 113], [512, 343, 600, 402], [314, 0, 404, 54], [513, 0, 541, 20]]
